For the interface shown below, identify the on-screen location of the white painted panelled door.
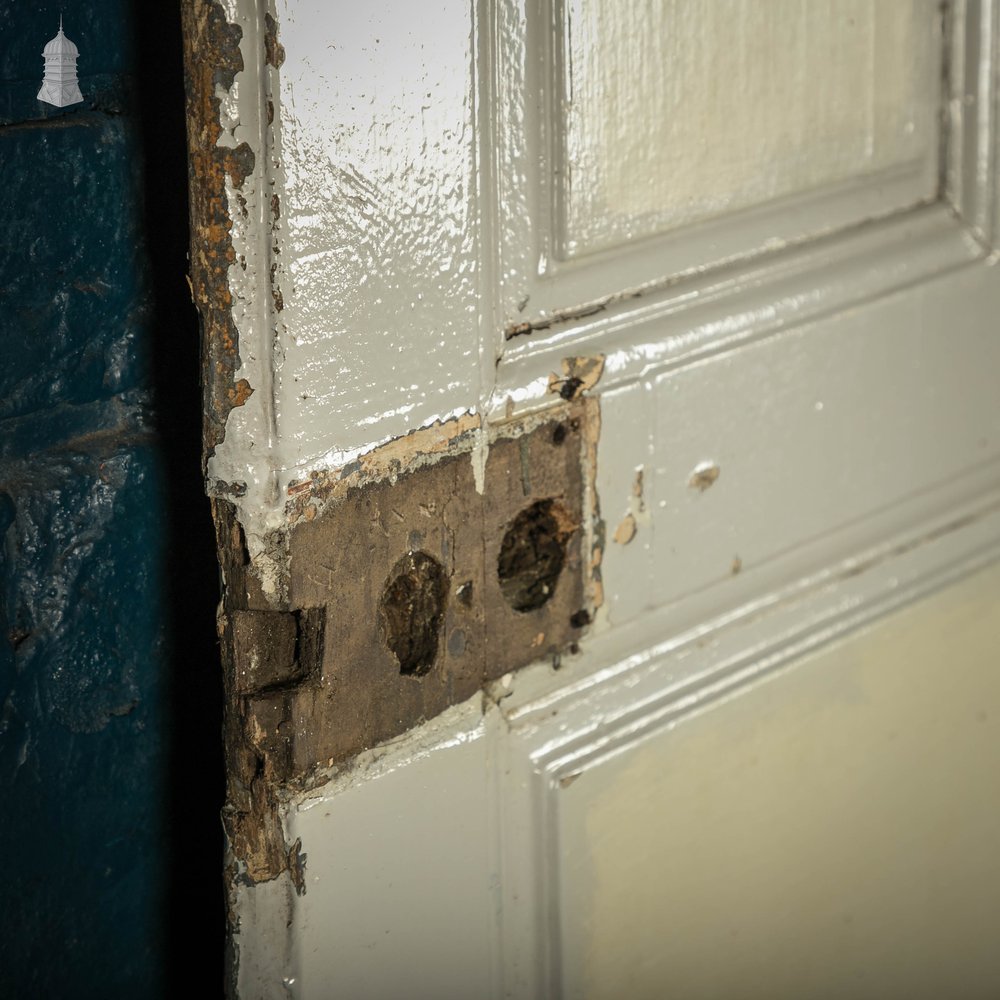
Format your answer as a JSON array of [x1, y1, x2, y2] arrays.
[[197, 2, 1000, 997]]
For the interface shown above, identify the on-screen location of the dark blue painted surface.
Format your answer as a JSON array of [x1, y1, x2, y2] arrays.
[[0, 3, 222, 995]]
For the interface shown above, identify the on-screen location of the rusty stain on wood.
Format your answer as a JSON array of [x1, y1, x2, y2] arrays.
[[181, 0, 252, 461], [227, 378, 254, 408], [211, 499, 291, 888], [181, 0, 292, 920]]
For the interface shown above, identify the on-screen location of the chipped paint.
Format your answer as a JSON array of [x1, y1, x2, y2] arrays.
[[181, 0, 251, 458], [183, 0, 296, 606], [471, 425, 490, 495], [632, 468, 645, 510], [263, 12, 285, 69], [612, 466, 649, 546], [505, 299, 611, 340], [182, 9, 299, 990], [182, 4, 1000, 993], [548, 354, 606, 400], [613, 514, 637, 545], [582, 398, 606, 613], [689, 461, 721, 492], [239, 406, 597, 788], [228, 378, 254, 408], [285, 411, 482, 523]]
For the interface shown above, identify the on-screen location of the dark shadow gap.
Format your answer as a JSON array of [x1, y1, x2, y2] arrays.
[[129, 5, 225, 995]]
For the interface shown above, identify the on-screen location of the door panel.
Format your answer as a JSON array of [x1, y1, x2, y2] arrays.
[[558, 0, 939, 254], [556, 561, 1000, 1000], [181, 1, 1000, 996]]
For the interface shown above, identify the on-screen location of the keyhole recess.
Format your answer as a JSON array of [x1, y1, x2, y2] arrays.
[[379, 551, 448, 676], [497, 499, 573, 612]]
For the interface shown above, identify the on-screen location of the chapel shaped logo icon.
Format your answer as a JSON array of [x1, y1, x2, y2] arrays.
[[38, 17, 84, 108]]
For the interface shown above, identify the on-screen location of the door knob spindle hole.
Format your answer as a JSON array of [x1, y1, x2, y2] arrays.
[[379, 551, 448, 676]]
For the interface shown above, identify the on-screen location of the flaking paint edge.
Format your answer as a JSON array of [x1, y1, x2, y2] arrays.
[[188, 0, 291, 604]]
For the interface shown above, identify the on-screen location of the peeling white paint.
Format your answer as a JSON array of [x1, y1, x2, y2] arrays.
[[201, 1, 288, 597], [206, 0, 490, 598], [298, 404, 476, 485]]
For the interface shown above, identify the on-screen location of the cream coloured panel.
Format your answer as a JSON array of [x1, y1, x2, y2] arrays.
[[560, 0, 940, 257], [555, 561, 1000, 999]]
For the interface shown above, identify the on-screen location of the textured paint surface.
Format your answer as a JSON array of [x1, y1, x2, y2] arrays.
[[562, 0, 939, 255], [1, 1, 218, 993], [202, 0, 485, 586], [270, 0, 480, 472], [559, 561, 1000, 999]]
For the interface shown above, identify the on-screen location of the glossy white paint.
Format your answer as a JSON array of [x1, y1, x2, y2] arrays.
[[493, 500, 1000, 998], [271, 0, 482, 471], [256, 496, 1000, 999], [207, 0, 484, 580], [209, 1, 1000, 996]]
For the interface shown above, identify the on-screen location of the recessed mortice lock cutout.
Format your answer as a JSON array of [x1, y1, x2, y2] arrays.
[[242, 403, 595, 778]]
